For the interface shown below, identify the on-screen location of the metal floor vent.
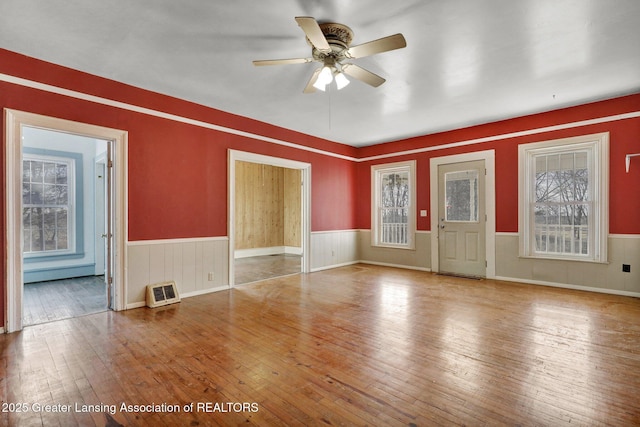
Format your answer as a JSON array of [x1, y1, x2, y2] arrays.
[[146, 281, 181, 308]]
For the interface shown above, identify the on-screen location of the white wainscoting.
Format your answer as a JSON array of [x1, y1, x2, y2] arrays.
[[310, 230, 359, 271], [126, 237, 229, 308], [495, 233, 640, 296], [358, 230, 432, 271]]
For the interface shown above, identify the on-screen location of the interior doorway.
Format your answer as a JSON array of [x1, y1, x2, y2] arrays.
[[5, 109, 127, 332], [228, 150, 311, 287], [20, 127, 110, 325], [430, 150, 496, 279]]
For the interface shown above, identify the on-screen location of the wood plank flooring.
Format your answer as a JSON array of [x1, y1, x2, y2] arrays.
[[2, 264, 640, 426], [22, 276, 108, 326], [234, 254, 301, 285]]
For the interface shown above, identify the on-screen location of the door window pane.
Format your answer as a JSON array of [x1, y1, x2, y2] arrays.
[[445, 170, 479, 222]]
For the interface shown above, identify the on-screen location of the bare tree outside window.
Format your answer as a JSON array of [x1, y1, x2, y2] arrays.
[[533, 151, 590, 256], [380, 171, 409, 244]]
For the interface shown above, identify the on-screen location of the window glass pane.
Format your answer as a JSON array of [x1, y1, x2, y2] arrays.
[[445, 170, 478, 222], [380, 171, 409, 244], [32, 161, 43, 182], [531, 150, 591, 257], [44, 162, 57, 184], [31, 183, 43, 204], [56, 163, 68, 184], [22, 155, 73, 254]]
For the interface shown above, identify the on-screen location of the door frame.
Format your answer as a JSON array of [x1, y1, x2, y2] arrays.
[[4, 109, 128, 332], [430, 150, 495, 278], [228, 150, 311, 287]]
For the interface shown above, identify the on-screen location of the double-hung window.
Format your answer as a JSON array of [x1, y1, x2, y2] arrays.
[[371, 160, 416, 249], [519, 133, 608, 262], [23, 154, 75, 255]]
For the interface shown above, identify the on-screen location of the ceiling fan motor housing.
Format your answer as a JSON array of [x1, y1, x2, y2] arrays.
[[309, 23, 354, 64]]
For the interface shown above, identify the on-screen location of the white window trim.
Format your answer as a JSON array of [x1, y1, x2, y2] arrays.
[[371, 160, 416, 249], [518, 132, 609, 263]]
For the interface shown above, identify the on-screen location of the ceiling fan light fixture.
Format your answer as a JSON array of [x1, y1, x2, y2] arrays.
[[334, 72, 350, 90], [313, 66, 333, 91]]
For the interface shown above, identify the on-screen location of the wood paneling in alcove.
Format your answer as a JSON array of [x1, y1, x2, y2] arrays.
[[235, 161, 301, 251]]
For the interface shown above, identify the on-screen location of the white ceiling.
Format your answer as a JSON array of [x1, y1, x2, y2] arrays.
[[2, 0, 640, 147]]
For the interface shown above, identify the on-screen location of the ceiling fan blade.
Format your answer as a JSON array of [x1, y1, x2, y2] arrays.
[[347, 33, 407, 59], [341, 63, 386, 87], [253, 58, 313, 66], [295, 16, 331, 53], [303, 68, 322, 93]]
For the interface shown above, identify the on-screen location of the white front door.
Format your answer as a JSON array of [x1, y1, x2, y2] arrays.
[[437, 159, 486, 278]]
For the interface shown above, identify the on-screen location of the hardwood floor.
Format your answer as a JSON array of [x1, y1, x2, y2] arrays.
[[234, 254, 301, 285], [23, 276, 108, 326], [2, 264, 640, 426]]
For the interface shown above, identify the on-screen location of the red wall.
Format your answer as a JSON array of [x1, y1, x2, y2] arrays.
[[356, 94, 640, 234], [0, 49, 358, 327], [2, 48, 640, 330]]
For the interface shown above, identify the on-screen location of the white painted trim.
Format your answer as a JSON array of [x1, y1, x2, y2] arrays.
[[0, 327, 5, 334], [518, 132, 609, 263], [359, 111, 640, 162], [609, 234, 640, 239], [2, 73, 638, 163], [496, 232, 519, 237], [358, 260, 432, 272], [4, 109, 128, 332], [310, 260, 361, 272], [371, 160, 417, 249], [0, 73, 356, 161], [234, 246, 302, 259], [126, 301, 147, 310], [180, 285, 230, 299], [430, 150, 496, 278], [311, 229, 360, 235], [494, 276, 640, 298], [127, 236, 228, 246], [228, 150, 311, 287]]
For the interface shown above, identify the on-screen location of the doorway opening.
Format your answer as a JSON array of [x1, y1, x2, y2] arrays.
[[228, 150, 311, 286], [430, 150, 496, 279], [5, 109, 127, 332], [20, 127, 109, 325]]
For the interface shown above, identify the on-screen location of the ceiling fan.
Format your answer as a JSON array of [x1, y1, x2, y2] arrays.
[[253, 17, 407, 93]]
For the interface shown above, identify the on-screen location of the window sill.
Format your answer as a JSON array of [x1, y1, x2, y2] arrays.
[[372, 244, 416, 251], [518, 254, 608, 264]]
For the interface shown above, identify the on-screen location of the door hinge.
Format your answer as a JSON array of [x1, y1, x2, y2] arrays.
[[107, 159, 113, 168], [108, 276, 113, 285]]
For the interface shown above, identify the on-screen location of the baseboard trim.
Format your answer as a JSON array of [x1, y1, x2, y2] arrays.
[[126, 285, 231, 309], [311, 261, 360, 272], [180, 286, 230, 298], [235, 246, 302, 259], [494, 275, 640, 298], [359, 260, 432, 272]]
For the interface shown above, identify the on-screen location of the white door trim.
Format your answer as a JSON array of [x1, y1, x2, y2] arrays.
[[4, 109, 128, 332], [228, 150, 311, 287], [430, 150, 495, 278]]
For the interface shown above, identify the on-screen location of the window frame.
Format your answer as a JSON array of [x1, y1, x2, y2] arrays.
[[518, 132, 609, 263], [22, 148, 84, 262], [371, 160, 416, 249]]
